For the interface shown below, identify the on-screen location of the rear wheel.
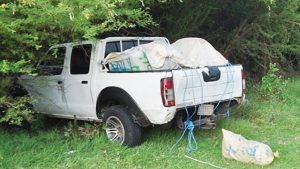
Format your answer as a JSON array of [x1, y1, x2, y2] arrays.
[[103, 105, 142, 147]]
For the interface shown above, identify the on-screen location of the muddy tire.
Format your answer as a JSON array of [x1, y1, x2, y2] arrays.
[[103, 105, 142, 147]]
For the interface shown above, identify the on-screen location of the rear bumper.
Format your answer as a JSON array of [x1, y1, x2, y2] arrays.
[[144, 96, 244, 125], [143, 106, 177, 125]]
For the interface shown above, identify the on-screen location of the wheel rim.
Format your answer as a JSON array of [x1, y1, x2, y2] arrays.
[[105, 116, 125, 144]]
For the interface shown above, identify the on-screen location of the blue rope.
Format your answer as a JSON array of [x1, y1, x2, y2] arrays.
[[185, 120, 197, 154], [195, 69, 204, 129], [212, 64, 232, 112], [169, 68, 198, 154], [225, 63, 235, 118], [169, 124, 189, 153], [169, 119, 197, 154], [169, 63, 236, 154]]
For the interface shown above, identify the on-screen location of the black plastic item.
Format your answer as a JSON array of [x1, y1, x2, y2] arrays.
[[81, 81, 88, 84], [202, 66, 221, 82]]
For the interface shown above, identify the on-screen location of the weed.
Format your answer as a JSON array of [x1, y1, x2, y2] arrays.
[[260, 63, 287, 101], [0, 79, 299, 169], [64, 120, 102, 140], [0, 96, 35, 126]]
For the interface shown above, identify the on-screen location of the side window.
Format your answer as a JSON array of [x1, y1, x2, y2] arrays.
[[122, 40, 138, 51], [105, 42, 121, 58], [38, 47, 66, 76], [70, 44, 92, 74]]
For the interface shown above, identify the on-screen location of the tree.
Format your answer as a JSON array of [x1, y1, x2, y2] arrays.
[[150, 0, 300, 78], [0, 0, 155, 125], [1, 0, 299, 125]]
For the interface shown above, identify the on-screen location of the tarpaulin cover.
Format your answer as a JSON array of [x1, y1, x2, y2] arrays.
[[171, 38, 228, 68]]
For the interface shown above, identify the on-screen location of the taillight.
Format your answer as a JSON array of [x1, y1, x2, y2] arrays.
[[242, 70, 246, 94], [161, 77, 175, 107]]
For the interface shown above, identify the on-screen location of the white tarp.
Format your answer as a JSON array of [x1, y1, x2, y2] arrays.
[[171, 38, 228, 68], [103, 37, 229, 71]]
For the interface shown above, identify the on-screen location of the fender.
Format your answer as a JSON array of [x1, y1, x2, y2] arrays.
[[96, 87, 151, 127]]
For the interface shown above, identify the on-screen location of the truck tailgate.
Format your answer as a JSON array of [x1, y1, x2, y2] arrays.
[[172, 65, 243, 108]]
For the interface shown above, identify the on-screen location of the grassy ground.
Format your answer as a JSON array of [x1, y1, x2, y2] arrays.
[[0, 79, 299, 169]]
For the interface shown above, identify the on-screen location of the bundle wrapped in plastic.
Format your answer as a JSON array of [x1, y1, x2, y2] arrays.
[[222, 129, 279, 165], [104, 37, 229, 71], [104, 41, 180, 71]]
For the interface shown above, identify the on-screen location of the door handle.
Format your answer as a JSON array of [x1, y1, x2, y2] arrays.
[[58, 81, 63, 84], [81, 81, 88, 84], [202, 66, 221, 82]]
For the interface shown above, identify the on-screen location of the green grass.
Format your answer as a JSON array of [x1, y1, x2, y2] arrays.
[[1, 79, 300, 169]]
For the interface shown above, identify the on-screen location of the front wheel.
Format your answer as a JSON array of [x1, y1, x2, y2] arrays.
[[102, 105, 142, 147]]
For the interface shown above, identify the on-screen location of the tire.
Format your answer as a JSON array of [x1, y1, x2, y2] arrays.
[[102, 105, 142, 147]]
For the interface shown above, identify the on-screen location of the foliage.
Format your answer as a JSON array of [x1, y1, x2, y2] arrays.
[[0, 0, 155, 125], [0, 0, 299, 125], [0, 0, 154, 73], [0, 96, 33, 125], [227, 0, 300, 77], [63, 121, 101, 140], [151, 0, 300, 78], [260, 63, 287, 100], [0, 79, 300, 168]]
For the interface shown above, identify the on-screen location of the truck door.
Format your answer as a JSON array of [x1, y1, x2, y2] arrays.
[[63, 43, 95, 118], [33, 46, 69, 115]]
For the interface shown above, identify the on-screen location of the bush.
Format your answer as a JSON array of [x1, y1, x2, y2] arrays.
[[0, 96, 34, 126], [0, 0, 155, 126], [260, 63, 287, 100]]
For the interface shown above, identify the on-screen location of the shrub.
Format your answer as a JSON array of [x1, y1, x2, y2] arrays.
[[0, 96, 34, 125], [260, 63, 287, 100]]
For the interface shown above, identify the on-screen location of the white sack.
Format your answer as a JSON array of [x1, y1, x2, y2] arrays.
[[104, 41, 180, 71], [103, 49, 152, 71], [171, 38, 228, 68], [222, 129, 277, 165]]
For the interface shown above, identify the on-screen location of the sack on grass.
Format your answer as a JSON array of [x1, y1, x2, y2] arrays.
[[222, 129, 279, 165]]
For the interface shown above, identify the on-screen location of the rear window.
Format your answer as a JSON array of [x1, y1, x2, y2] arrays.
[[122, 40, 138, 51], [104, 40, 153, 58], [105, 42, 121, 57], [139, 40, 152, 45]]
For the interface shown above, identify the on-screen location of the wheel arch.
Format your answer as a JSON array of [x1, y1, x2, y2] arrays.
[[96, 87, 151, 127]]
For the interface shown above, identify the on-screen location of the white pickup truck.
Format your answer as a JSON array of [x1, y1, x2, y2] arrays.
[[20, 37, 245, 146]]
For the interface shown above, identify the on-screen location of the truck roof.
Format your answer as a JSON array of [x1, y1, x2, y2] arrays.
[[51, 37, 169, 48]]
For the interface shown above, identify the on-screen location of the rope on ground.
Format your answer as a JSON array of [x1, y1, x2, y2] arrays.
[[184, 154, 227, 169], [169, 68, 198, 154]]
